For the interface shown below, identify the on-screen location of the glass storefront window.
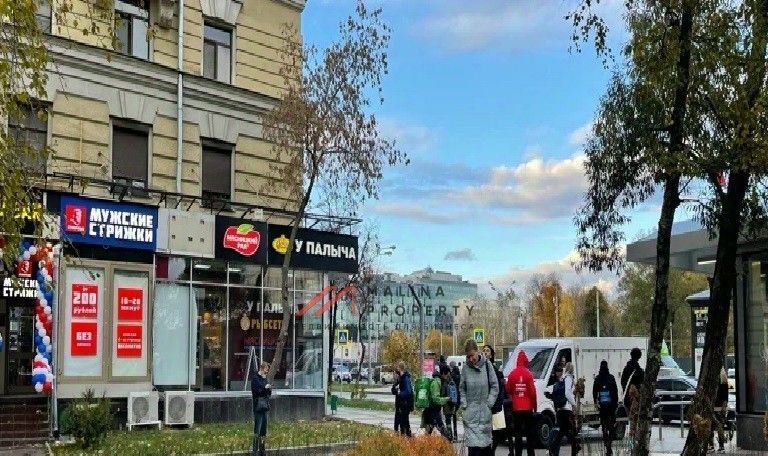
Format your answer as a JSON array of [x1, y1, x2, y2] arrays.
[[228, 264, 262, 287], [262, 289, 290, 389], [153, 283, 194, 386], [296, 270, 322, 292], [294, 292, 323, 390], [228, 287, 260, 390], [156, 256, 190, 281], [745, 258, 768, 412], [194, 285, 226, 391], [192, 259, 227, 283], [265, 267, 293, 289]]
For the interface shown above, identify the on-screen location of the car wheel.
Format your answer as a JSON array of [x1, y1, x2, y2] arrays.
[[535, 413, 555, 448]]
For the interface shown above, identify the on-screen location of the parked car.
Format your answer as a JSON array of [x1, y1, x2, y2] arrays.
[[333, 365, 352, 383], [654, 376, 735, 424], [379, 365, 396, 384], [351, 367, 369, 381]]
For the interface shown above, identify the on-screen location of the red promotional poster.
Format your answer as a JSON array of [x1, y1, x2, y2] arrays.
[[16, 260, 32, 278], [117, 287, 143, 321], [422, 358, 435, 376], [70, 322, 97, 356], [71, 283, 98, 319], [116, 324, 142, 358], [64, 205, 87, 234]]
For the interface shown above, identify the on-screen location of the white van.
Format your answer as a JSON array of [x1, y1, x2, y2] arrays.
[[446, 355, 465, 371], [505, 337, 648, 448]]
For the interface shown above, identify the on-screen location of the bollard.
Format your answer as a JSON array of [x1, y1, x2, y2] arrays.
[[680, 403, 684, 437], [330, 394, 338, 414], [658, 406, 663, 441]]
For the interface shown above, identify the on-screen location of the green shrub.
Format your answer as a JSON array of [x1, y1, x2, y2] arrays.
[[59, 389, 112, 449]]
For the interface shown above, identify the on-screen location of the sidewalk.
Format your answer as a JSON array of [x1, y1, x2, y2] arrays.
[[330, 405, 749, 455]]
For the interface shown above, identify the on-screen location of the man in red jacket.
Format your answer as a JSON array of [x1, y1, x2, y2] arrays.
[[506, 351, 538, 456]]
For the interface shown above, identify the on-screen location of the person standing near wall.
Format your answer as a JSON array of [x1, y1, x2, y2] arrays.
[[461, 338, 499, 456], [251, 362, 272, 456], [394, 361, 413, 437], [593, 360, 619, 456]]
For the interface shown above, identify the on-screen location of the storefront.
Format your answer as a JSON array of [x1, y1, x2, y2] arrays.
[[627, 221, 768, 450], [46, 193, 357, 424], [0, 276, 41, 394]]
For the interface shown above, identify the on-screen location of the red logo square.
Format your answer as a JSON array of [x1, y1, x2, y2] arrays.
[[116, 324, 142, 358], [70, 321, 97, 356], [64, 205, 87, 234], [117, 287, 143, 321]]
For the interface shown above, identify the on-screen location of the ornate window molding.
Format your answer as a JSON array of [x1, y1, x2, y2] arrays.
[[200, 0, 242, 25]]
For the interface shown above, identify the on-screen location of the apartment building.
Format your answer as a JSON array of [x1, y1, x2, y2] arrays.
[[0, 0, 359, 437]]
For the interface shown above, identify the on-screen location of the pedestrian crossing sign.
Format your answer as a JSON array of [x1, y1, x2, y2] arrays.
[[473, 328, 485, 346], [337, 329, 349, 346]]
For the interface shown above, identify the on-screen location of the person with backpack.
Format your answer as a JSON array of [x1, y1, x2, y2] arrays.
[[420, 366, 451, 438], [449, 360, 461, 439], [461, 338, 499, 456], [620, 348, 644, 414], [547, 363, 580, 456], [593, 360, 619, 456], [506, 351, 537, 456], [441, 364, 459, 441], [483, 345, 509, 453], [394, 361, 413, 437]]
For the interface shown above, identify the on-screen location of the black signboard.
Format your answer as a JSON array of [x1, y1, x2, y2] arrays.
[[214, 216, 268, 264], [267, 224, 359, 273]]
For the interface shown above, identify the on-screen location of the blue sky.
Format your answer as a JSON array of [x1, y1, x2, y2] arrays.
[[303, 1, 662, 294]]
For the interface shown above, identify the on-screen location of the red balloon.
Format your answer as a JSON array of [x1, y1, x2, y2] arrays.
[[43, 382, 52, 393], [33, 361, 46, 369]]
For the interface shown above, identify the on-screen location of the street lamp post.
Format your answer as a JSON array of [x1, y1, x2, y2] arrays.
[[596, 289, 601, 337], [408, 283, 424, 375], [555, 291, 560, 338]]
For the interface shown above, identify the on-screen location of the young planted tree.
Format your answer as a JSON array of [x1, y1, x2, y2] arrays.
[[262, 1, 405, 382]]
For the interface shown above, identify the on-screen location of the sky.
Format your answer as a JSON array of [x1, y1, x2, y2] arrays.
[[302, 0, 664, 296]]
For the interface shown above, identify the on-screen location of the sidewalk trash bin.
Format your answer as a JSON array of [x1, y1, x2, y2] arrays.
[[330, 394, 338, 414]]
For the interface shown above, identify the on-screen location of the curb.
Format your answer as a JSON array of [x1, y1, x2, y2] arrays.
[[195, 441, 357, 455]]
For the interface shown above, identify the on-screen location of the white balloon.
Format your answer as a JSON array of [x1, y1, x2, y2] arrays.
[[22, 252, 30, 261], [46, 373, 54, 383], [46, 345, 52, 353], [39, 328, 47, 338], [48, 252, 54, 260], [34, 354, 43, 363], [36, 322, 43, 331], [43, 336, 50, 345], [29, 246, 37, 255], [44, 306, 52, 315], [34, 383, 43, 393], [46, 242, 52, 249], [39, 298, 47, 307]]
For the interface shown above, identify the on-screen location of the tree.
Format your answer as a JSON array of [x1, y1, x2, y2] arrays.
[[381, 330, 418, 376], [525, 275, 577, 338], [572, 286, 619, 337], [617, 264, 710, 357], [262, 1, 406, 382], [424, 329, 452, 357]]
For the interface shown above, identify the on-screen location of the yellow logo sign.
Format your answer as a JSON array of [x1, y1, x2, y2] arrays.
[[272, 234, 289, 254]]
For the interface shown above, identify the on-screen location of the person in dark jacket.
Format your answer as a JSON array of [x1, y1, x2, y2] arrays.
[[711, 368, 730, 452], [394, 361, 414, 436], [593, 360, 619, 456], [251, 361, 272, 456], [483, 345, 509, 453], [449, 361, 461, 439], [620, 348, 644, 419]]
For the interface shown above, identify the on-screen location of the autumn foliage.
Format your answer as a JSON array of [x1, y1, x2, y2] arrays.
[[342, 432, 455, 456]]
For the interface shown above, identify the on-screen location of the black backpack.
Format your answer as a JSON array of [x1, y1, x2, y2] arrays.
[[552, 379, 567, 409]]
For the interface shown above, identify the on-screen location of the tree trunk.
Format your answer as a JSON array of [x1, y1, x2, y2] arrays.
[[633, 173, 681, 456], [681, 172, 749, 455], [328, 284, 336, 386]]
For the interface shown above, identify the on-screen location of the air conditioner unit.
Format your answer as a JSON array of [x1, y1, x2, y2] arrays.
[[164, 391, 195, 427], [127, 391, 161, 430]]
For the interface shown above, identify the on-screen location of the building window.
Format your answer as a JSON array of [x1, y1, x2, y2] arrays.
[[203, 22, 232, 83], [744, 256, 768, 413], [35, 0, 52, 32], [201, 140, 232, 209], [112, 122, 149, 189], [115, 0, 150, 60], [8, 104, 47, 174]]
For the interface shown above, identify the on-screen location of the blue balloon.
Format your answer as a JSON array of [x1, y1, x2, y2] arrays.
[[35, 336, 42, 346], [22, 241, 31, 250], [44, 353, 52, 363], [37, 344, 46, 354], [32, 374, 46, 384], [44, 293, 54, 303]]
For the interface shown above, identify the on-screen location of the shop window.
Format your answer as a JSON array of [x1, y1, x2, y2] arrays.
[[295, 270, 322, 292], [115, 0, 150, 59], [8, 104, 47, 174], [155, 256, 191, 282], [203, 22, 232, 83], [194, 285, 226, 391], [228, 263, 262, 287], [293, 291, 323, 390], [112, 122, 149, 190], [227, 287, 260, 390], [154, 282, 195, 386], [261, 289, 290, 389], [191, 259, 227, 283], [265, 267, 294, 289], [112, 270, 149, 377], [745, 258, 768, 413], [201, 140, 232, 210], [63, 267, 105, 377]]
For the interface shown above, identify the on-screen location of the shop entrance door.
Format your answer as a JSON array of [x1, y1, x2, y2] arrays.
[[2, 299, 36, 394]]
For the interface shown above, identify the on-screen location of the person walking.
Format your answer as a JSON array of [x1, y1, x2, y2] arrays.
[[441, 363, 460, 441], [394, 361, 413, 437], [422, 366, 451, 438], [251, 361, 272, 456], [461, 338, 499, 456], [593, 360, 619, 456], [506, 351, 537, 456], [483, 345, 509, 453], [710, 368, 730, 452], [620, 348, 644, 411], [548, 363, 580, 456], [449, 360, 461, 439]]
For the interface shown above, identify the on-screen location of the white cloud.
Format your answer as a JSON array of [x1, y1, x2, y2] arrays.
[[450, 153, 588, 221], [476, 248, 623, 298], [568, 121, 594, 146], [416, 0, 624, 52], [378, 117, 437, 156], [444, 248, 477, 261], [371, 202, 461, 224]]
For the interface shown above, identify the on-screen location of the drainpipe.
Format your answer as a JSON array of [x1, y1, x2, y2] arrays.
[[175, 0, 184, 194]]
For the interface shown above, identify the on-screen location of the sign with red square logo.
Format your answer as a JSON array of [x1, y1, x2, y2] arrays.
[[70, 321, 97, 356], [64, 205, 87, 234], [116, 324, 142, 358], [117, 287, 143, 321], [71, 283, 98, 319], [16, 260, 32, 278]]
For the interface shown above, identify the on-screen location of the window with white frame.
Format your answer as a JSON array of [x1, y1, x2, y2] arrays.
[[115, 0, 150, 60], [203, 22, 232, 83]]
